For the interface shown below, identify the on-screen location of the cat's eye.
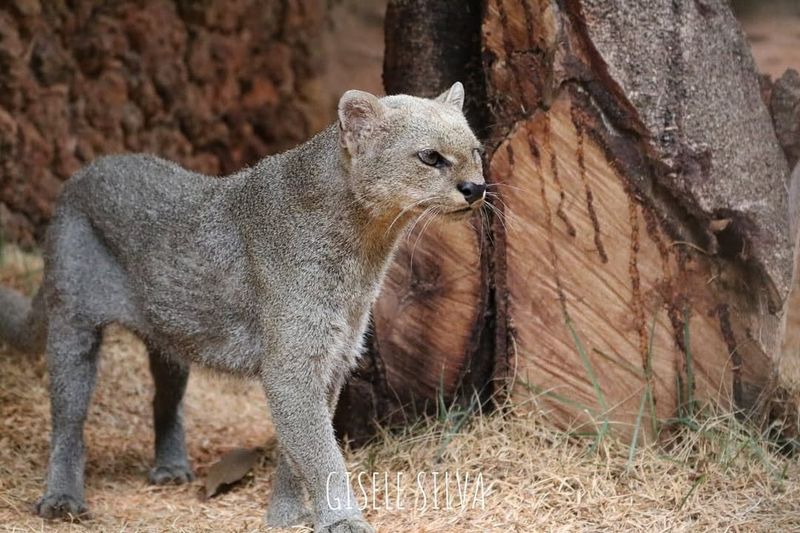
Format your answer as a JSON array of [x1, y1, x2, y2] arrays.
[[417, 149, 448, 168]]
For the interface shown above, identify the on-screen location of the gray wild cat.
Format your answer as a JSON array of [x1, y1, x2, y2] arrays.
[[0, 82, 484, 532]]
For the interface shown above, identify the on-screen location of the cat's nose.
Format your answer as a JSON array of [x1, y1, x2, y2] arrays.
[[457, 181, 486, 205]]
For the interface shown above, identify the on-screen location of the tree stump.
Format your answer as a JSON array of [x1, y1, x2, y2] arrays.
[[335, 0, 800, 444]]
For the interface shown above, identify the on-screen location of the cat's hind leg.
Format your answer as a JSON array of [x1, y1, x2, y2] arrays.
[[147, 349, 194, 485], [35, 319, 101, 520]]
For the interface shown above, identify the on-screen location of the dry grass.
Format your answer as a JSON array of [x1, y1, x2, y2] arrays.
[[1, 248, 799, 532]]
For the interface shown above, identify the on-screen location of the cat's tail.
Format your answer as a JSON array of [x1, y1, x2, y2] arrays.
[[0, 287, 47, 354]]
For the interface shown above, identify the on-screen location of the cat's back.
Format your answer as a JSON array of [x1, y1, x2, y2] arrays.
[[61, 153, 214, 217], [55, 154, 219, 254]]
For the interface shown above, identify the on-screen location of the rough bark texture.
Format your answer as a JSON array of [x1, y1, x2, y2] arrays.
[[770, 69, 800, 169], [0, 0, 329, 246], [338, 0, 799, 443]]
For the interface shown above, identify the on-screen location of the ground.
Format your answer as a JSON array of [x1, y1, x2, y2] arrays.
[[2, 4, 800, 532], [1, 248, 799, 532]]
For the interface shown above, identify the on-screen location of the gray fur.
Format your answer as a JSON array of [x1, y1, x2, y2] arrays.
[[0, 83, 483, 532], [0, 288, 46, 353]]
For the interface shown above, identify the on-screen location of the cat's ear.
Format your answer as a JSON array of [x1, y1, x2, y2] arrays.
[[436, 81, 465, 110], [338, 90, 386, 154]]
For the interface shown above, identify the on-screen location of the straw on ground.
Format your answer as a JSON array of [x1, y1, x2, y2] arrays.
[[1, 248, 798, 532]]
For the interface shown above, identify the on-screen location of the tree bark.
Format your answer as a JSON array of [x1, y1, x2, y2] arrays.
[[336, 0, 800, 443], [769, 69, 800, 170]]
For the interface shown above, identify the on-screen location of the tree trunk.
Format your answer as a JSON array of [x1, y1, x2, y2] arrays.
[[336, 0, 800, 444]]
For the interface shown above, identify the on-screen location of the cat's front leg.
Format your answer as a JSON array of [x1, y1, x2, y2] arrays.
[[261, 340, 374, 533]]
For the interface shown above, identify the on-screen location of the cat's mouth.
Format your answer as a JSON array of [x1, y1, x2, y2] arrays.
[[413, 199, 482, 220], [444, 205, 478, 219]]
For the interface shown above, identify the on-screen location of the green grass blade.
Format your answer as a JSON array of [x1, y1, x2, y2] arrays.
[[563, 311, 609, 451]]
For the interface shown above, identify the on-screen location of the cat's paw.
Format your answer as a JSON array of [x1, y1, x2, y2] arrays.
[[317, 517, 375, 533], [34, 493, 89, 521], [148, 464, 195, 485]]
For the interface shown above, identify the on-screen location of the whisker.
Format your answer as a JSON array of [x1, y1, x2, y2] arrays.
[[402, 207, 431, 270], [385, 197, 432, 237], [488, 197, 520, 235], [485, 201, 511, 235], [410, 206, 441, 270], [478, 205, 494, 250], [403, 204, 433, 244], [484, 193, 522, 231]]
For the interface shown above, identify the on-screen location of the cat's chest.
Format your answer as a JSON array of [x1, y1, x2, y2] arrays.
[[332, 263, 383, 339]]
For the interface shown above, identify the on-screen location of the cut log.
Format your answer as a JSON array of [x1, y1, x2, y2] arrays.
[[337, 0, 800, 443], [490, 88, 779, 431], [490, 0, 796, 435]]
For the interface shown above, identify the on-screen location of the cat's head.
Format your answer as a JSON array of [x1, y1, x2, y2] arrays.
[[338, 82, 485, 222]]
